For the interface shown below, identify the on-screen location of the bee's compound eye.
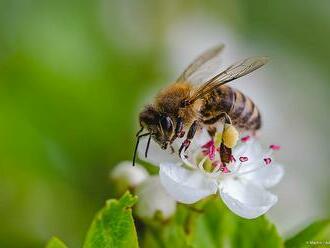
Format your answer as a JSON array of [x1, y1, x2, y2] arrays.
[[160, 116, 173, 132]]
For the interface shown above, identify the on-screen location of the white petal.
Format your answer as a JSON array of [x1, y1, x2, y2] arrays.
[[219, 178, 278, 219], [233, 140, 265, 173], [194, 128, 211, 147], [232, 141, 250, 158], [248, 143, 263, 159], [242, 140, 263, 163], [111, 161, 149, 187], [241, 163, 284, 188], [138, 137, 180, 166], [159, 162, 217, 204], [135, 176, 176, 219]]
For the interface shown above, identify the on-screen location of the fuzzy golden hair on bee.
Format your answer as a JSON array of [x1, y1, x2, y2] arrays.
[[154, 82, 191, 113]]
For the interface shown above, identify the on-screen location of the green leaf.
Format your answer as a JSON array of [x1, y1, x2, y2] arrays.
[[191, 197, 283, 248], [140, 196, 283, 248], [139, 204, 192, 248], [45, 237, 68, 248], [83, 192, 139, 248], [285, 220, 330, 248]]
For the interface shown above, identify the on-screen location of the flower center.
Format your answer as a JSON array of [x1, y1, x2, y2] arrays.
[[180, 132, 281, 181]]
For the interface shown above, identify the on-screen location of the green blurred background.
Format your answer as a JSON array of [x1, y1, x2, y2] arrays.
[[0, 0, 329, 247]]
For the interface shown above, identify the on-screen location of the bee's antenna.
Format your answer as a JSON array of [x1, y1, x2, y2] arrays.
[[133, 130, 150, 166], [145, 133, 152, 158], [136, 126, 144, 137], [132, 138, 139, 167]]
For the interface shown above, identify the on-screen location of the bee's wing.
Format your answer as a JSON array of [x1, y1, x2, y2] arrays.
[[176, 44, 225, 84], [187, 56, 269, 103]]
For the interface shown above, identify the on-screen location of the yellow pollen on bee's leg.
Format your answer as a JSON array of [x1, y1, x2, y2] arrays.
[[222, 124, 239, 148]]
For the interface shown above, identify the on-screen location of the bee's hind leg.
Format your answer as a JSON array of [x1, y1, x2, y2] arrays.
[[179, 120, 199, 155], [218, 112, 234, 164], [207, 126, 217, 138], [219, 112, 232, 125]]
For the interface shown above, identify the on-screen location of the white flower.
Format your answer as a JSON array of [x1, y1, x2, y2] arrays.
[[135, 176, 176, 219], [138, 130, 284, 219], [111, 161, 177, 219], [111, 161, 149, 187]]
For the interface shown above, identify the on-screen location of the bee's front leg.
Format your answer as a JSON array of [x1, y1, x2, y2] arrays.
[[179, 120, 199, 155], [170, 117, 185, 144]]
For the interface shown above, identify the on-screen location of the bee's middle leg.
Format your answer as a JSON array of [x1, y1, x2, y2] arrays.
[[179, 120, 199, 155]]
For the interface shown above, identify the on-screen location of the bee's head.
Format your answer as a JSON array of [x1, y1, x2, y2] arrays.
[[139, 105, 174, 150]]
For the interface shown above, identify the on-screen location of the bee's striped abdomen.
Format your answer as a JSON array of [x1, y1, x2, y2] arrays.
[[230, 88, 261, 130], [200, 86, 261, 131]]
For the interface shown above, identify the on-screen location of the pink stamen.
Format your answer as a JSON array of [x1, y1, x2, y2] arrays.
[[202, 140, 216, 160], [264, 157, 272, 165], [214, 161, 231, 173], [269, 144, 281, 151], [239, 156, 248, 162], [220, 163, 230, 173], [241, 135, 250, 142]]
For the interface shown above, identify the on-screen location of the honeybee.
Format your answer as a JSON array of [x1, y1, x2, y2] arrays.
[[133, 44, 268, 166]]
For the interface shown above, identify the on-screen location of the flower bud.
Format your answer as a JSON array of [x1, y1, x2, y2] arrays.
[[135, 176, 176, 219], [111, 161, 149, 189], [222, 124, 239, 148]]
